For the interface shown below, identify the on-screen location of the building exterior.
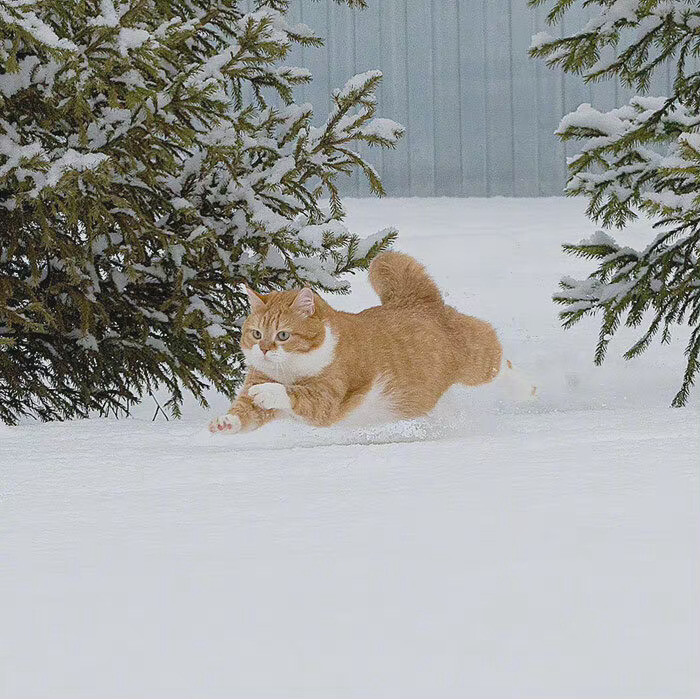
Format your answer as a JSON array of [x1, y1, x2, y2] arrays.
[[282, 0, 673, 197]]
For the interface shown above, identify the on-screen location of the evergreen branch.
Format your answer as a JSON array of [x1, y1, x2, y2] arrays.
[[0, 0, 403, 424]]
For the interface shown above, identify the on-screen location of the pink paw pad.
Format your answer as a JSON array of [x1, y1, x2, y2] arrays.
[[208, 414, 242, 434]]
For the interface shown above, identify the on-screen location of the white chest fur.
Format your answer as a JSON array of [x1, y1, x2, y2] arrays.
[[243, 322, 337, 383]]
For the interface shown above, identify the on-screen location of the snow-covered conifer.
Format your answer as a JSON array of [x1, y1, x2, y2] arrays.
[[530, 0, 700, 405], [0, 0, 403, 424]]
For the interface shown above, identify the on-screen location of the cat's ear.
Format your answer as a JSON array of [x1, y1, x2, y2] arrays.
[[243, 285, 265, 312], [292, 287, 315, 317]]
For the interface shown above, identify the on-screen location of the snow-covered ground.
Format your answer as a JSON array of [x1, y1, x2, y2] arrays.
[[2, 198, 698, 699]]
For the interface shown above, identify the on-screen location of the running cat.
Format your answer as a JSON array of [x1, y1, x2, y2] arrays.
[[209, 252, 502, 433]]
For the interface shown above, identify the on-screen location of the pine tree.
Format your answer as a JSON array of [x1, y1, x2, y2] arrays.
[[529, 0, 700, 406], [0, 0, 403, 425]]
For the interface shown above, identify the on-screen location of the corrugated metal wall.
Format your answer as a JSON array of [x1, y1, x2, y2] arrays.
[[281, 0, 674, 197]]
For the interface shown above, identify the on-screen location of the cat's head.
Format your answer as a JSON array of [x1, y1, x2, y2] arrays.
[[240, 287, 336, 382]]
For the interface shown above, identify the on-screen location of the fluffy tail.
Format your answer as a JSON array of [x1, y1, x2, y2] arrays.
[[369, 251, 443, 306]]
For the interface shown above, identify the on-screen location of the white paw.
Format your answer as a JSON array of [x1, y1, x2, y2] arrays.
[[248, 382, 292, 411], [208, 414, 242, 434]]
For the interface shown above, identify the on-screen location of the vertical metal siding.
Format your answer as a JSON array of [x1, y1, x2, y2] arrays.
[[286, 0, 673, 197]]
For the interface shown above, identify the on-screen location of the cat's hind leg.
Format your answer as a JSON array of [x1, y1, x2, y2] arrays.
[[442, 306, 503, 386]]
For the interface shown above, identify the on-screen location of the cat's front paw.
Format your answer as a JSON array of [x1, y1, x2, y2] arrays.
[[209, 413, 242, 434], [248, 382, 292, 411]]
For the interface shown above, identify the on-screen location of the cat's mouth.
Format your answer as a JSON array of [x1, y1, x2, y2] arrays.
[[260, 349, 285, 364], [244, 345, 288, 370]]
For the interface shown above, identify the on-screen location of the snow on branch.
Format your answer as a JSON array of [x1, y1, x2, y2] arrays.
[[0, 0, 404, 424], [529, 0, 700, 405]]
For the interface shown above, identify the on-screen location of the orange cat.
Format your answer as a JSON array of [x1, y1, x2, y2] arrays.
[[209, 252, 502, 433]]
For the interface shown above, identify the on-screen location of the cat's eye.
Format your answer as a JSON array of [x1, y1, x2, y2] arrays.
[[276, 331, 290, 341], [251, 329, 262, 340]]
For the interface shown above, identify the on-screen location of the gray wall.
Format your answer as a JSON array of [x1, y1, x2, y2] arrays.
[[283, 0, 674, 197]]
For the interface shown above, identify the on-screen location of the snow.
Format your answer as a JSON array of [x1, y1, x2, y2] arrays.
[[353, 226, 395, 258], [680, 131, 700, 151], [260, 154, 296, 185], [643, 189, 698, 210], [580, 230, 618, 247], [529, 31, 554, 50], [557, 103, 627, 138], [30, 150, 109, 196], [358, 117, 405, 142], [584, 0, 640, 32], [187, 45, 239, 86], [2, 197, 698, 699], [117, 27, 150, 55], [336, 69, 382, 99], [75, 333, 99, 353], [88, 0, 119, 27], [0, 4, 77, 51], [0, 55, 40, 98]]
